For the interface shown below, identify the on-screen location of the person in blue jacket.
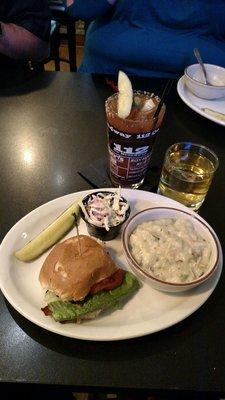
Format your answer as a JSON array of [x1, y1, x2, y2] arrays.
[[67, 0, 225, 78]]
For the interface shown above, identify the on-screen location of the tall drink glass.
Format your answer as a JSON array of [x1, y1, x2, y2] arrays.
[[158, 142, 219, 211], [105, 91, 166, 188]]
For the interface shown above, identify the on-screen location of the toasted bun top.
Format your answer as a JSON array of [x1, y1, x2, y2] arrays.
[[39, 235, 118, 301]]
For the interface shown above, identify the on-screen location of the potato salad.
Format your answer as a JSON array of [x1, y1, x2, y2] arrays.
[[129, 218, 211, 283]]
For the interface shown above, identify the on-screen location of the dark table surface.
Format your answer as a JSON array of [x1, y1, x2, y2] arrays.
[[0, 72, 224, 398]]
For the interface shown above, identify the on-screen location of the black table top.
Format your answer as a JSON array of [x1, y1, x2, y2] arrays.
[[0, 72, 224, 398]]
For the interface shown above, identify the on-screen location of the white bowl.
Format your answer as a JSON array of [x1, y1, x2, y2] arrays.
[[184, 64, 225, 99], [122, 207, 219, 293]]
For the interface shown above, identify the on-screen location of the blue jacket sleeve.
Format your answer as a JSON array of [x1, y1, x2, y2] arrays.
[[67, 0, 112, 21]]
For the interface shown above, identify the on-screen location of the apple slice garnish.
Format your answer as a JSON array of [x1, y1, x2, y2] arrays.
[[117, 71, 133, 119]]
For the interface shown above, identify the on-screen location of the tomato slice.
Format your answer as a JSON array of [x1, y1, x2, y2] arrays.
[[90, 269, 125, 295]]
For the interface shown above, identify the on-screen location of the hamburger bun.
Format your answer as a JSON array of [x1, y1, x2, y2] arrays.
[[39, 235, 119, 301]]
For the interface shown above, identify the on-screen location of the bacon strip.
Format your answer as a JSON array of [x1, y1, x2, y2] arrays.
[[41, 306, 52, 316]]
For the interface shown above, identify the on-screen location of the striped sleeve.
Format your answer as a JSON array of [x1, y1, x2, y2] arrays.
[[67, 0, 115, 20]]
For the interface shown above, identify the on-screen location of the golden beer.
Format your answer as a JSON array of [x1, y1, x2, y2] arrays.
[[158, 143, 219, 210]]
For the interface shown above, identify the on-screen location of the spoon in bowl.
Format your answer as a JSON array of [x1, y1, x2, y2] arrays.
[[194, 48, 210, 85]]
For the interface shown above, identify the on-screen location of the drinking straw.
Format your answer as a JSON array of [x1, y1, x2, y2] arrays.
[[153, 79, 174, 119], [77, 171, 99, 188]]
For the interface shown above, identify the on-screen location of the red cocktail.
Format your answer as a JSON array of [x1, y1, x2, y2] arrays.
[[105, 90, 165, 188]]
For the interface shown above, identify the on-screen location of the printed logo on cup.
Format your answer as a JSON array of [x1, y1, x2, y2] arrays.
[[107, 122, 159, 182]]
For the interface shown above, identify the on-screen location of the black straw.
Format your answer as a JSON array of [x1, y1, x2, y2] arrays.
[[77, 171, 99, 189], [153, 79, 174, 119]]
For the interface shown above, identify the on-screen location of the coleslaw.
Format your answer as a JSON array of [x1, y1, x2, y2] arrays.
[[80, 190, 129, 231]]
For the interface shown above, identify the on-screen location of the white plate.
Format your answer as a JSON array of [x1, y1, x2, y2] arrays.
[[0, 189, 223, 341], [177, 75, 225, 127]]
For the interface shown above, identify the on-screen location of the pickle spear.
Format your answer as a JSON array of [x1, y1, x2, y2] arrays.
[[14, 201, 79, 262]]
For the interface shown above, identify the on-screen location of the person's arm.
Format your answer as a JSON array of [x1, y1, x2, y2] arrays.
[[0, 22, 49, 61], [67, 0, 117, 20]]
